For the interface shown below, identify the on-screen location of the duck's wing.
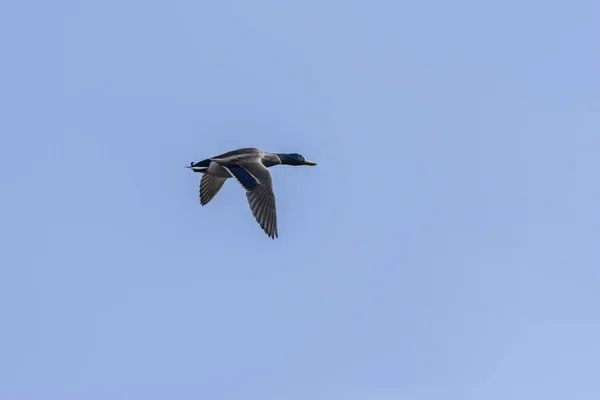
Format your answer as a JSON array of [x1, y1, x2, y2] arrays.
[[223, 160, 278, 239], [199, 174, 227, 206], [212, 148, 261, 160]]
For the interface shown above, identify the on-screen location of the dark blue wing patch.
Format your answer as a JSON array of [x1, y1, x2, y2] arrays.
[[227, 166, 259, 191]]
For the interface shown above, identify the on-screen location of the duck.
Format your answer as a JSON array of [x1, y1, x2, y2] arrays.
[[186, 148, 317, 239]]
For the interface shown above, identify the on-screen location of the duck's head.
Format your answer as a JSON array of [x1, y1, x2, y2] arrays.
[[277, 153, 317, 166]]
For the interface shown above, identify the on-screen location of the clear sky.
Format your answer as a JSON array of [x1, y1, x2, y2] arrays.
[[1, 0, 599, 399]]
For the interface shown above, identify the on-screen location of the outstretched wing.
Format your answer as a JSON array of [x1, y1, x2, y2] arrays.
[[224, 161, 278, 239], [212, 148, 261, 160], [199, 174, 227, 205]]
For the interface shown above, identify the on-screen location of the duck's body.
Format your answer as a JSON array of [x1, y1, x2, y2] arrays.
[[187, 148, 316, 239]]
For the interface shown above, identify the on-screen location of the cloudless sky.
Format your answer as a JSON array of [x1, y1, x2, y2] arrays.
[[1, 0, 599, 399]]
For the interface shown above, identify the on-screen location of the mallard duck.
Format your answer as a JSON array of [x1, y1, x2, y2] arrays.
[[186, 148, 317, 239]]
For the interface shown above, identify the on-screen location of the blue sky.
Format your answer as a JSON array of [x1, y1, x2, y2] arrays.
[[1, 0, 599, 398]]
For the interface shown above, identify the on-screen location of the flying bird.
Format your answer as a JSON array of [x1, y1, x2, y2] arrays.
[[187, 148, 317, 239]]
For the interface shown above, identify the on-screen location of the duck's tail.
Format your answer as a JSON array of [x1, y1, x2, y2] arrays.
[[186, 158, 210, 173]]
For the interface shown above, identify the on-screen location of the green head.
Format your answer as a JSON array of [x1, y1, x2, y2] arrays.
[[276, 153, 317, 166]]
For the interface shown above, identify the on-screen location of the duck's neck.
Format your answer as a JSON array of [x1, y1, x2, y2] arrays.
[[261, 153, 283, 167]]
